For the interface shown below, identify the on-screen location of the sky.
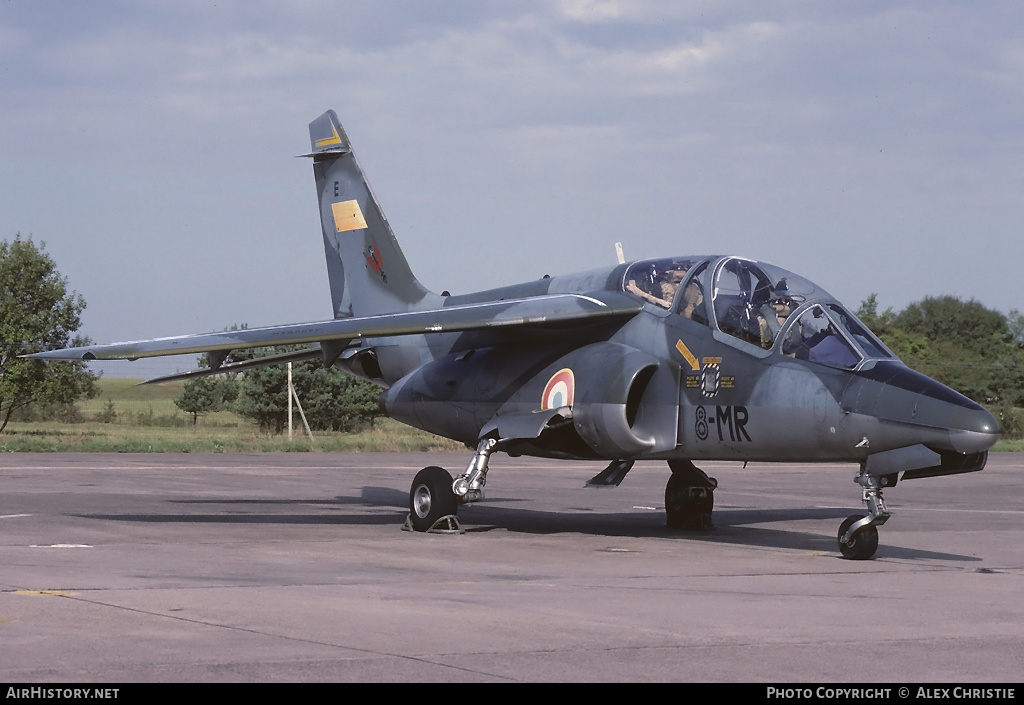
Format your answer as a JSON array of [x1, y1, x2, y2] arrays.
[[2, 1, 1023, 377]]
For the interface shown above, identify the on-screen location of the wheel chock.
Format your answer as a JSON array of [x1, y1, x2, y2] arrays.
[[402, 513, 465, 534]]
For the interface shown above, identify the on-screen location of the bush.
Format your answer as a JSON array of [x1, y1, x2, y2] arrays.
[[993, 403, 1023, 440], [96, 399, 117, 424]]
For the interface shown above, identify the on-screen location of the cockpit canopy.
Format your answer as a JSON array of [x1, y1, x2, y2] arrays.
[[621, 255, 893, 369]]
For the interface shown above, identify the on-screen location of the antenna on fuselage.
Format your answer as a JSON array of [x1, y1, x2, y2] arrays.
[[615, 242, 625, 264]]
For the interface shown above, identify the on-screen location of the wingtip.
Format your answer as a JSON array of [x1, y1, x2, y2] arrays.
[[23, 349, 96, 362]]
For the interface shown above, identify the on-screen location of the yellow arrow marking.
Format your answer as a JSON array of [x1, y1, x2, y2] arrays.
[[676, 339, 699, 371]]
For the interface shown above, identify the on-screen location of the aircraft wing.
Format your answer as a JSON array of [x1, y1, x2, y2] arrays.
[[29, 291, 642, 364]]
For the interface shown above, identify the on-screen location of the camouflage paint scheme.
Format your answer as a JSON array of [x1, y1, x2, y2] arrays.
[[32, 111, 1000, 558]]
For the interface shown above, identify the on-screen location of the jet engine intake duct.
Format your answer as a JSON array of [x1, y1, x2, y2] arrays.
[[570, 342, 663, 457]]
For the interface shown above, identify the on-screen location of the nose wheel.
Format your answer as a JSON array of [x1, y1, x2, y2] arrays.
[[837, 515, 879, 560]]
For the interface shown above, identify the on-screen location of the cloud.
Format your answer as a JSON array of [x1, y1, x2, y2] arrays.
[[2, 0, 1023, 353]]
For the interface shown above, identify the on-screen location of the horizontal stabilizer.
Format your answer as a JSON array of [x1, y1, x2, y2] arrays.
[[139, 347, 324, 385]]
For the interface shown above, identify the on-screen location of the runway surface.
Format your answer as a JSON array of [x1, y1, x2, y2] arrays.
[[1, 452, 1021, 683]]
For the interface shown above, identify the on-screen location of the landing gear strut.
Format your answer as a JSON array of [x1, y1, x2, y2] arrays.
[[837, 466, 891, 560], [405, 438, 499, 534], [452, 437, 498, 503], [665, 459, 717, 529]]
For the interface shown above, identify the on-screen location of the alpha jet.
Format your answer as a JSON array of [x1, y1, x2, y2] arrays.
[[32, 110, 1000, 559]]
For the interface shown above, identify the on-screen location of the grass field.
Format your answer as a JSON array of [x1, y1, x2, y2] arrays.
[[2, 378, 1020, 453], [1, 378, 462, 452], [77, 377, 187, 415]]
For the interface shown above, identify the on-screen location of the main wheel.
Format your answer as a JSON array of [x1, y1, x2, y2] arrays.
[[665, 470, 715, 529], [409, 466, 458, 532], [838, 514, 879, 560]]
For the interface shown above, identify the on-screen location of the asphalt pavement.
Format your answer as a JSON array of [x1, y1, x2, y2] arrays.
[[1, 452, 1021, 682]]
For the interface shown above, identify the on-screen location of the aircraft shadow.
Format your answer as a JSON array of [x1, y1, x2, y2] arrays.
[[462, 504, 980, 562], [165, 486, 408, 508], [75, 512, 407, 526], [76, 486, 408, 526], [77, 486, 978, 562]]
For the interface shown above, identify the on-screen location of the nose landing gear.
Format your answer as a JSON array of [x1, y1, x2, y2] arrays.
[[838, 467, 891, 560]]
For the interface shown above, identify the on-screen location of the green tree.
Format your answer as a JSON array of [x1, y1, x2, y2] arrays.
[[0, 236, 98, 432], [1008, 309, 1024, 347], [229, 346, 382, 434], [173, 351, 240, 426], [175, 376, 234, 426], [858, 294, 1024, 411], [97, 399, 117, 424], [891, 296, 1022, 405], [854, 293, 895, 335], [302, 366, 382, 432], [893, 296, 1008, 356]]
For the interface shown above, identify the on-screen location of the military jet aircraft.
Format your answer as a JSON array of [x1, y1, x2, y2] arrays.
[[32, 110, 1001, 559]]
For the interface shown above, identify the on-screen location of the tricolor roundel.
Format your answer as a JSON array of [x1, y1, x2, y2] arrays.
[[541, 368, 575, 410]]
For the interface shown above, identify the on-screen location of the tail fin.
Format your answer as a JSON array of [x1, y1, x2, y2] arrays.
[[306, 110, 438, 318]]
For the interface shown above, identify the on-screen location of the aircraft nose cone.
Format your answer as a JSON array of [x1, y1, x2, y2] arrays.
[[947, 405, 1000, 454], [843, 362, 1001, 453]]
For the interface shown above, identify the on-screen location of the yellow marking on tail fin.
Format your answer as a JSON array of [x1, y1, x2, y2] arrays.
[[332, 200, 367, 232], [315, 122, 342, 148]]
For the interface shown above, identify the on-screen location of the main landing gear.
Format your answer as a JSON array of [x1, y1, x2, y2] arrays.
[[406, 451, 723, 534], [405, 448, 893, 558], [837, 466, 891, 560], [405, 438, 498, 534], [665, 459, 717, 530]]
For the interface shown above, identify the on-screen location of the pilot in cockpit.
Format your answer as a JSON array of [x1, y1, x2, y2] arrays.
[[757, 279, 796, 348], [679, 278, 704, 320], [627, 267, 687, 309]]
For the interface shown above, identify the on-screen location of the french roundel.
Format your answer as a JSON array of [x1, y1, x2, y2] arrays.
[[541, 368, 575, 410]]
